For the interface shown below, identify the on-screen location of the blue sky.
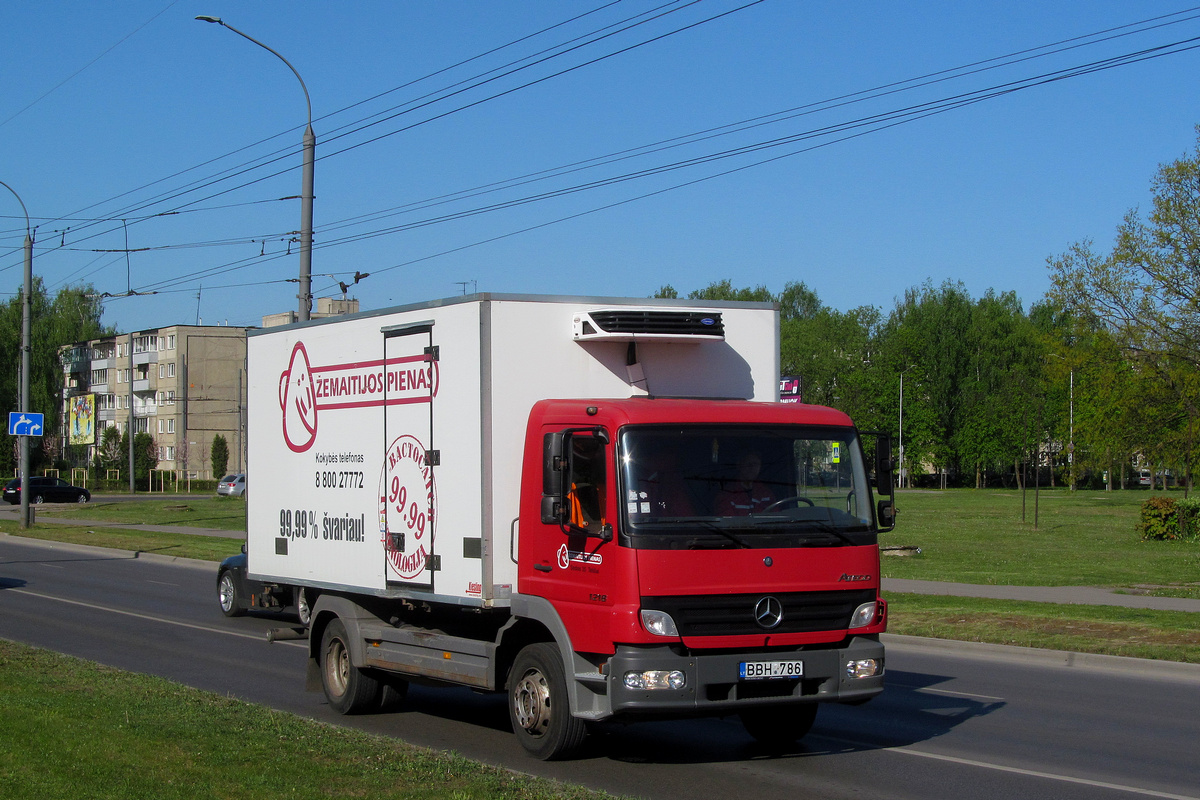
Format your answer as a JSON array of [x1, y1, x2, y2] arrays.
[[3, 1, 1200, 334]]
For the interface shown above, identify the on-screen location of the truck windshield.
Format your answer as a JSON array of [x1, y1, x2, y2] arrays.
[[618, 425, 876, 549]]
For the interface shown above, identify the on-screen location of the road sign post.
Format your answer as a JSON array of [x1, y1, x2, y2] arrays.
[[8, 412, 44, 437]]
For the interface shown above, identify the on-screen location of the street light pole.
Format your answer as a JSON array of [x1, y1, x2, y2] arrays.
[[899, 365, 915, 490], [196, 15, 314, 321], [1, 180, 34, 528]]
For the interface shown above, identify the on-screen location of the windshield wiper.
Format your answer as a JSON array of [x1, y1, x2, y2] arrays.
[[753, 516, 859, 545], [694, 519, 752, 548]]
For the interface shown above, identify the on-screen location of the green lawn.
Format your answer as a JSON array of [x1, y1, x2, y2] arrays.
[[44, 496, 248, 530], [882, 488, 1200, 594], [0, 640, 621, 800]]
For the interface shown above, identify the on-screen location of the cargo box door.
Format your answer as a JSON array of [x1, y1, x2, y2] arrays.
[[381, 324, 438, 590]]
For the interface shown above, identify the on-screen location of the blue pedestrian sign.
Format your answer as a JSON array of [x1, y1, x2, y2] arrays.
[[8, 412, 44, 436]]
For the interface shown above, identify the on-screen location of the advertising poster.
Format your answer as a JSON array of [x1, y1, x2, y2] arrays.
[[69, 393, 96, 445]]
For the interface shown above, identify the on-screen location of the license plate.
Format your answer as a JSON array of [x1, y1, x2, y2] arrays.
[[739, 660, 804, 680]]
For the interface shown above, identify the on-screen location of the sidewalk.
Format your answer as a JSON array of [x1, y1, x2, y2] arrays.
[[884, 578, 1200, 613]]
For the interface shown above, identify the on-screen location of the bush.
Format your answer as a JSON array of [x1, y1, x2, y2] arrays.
[[1175, 497, 1200, 542], [1138, 496, 1180, 540]]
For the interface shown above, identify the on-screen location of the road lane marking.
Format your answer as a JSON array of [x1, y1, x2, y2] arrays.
[[915, 687, 1005, 702], [6, 587, 307, 649], [822, 734, 1199, 800]]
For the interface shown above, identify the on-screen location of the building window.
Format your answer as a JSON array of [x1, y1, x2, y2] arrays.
[[90, 368, 106, 385], [166, 419, 175, 434], [158, 364, 165, 379], [168, 334, 176, 350], [166, 362, 176, 378]]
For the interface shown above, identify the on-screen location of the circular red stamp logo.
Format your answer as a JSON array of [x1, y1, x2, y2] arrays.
[[378, 434, 437, 581]]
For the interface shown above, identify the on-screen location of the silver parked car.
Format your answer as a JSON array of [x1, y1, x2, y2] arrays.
[[216, 473, 246, 497]]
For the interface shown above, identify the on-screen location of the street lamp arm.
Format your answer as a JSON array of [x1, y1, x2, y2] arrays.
[[195, 16, 311, 125], [196, 14, 314, 321], [0, 180, 31, 235]]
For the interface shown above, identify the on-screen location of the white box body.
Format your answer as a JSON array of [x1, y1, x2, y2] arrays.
[[246, 294, 779, 606]]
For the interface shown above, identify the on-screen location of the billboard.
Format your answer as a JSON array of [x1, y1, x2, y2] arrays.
[[69, 393, 96, 445], [779, 376, 802, 404]]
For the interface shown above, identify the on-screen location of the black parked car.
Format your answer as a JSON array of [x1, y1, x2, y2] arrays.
[[3, 477, 90, 505], [217, 547, 311, 625]]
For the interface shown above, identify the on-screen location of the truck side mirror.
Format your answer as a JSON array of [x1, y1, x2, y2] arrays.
[[542, 432, 567, 525], [874, 433, 894, 498], [876, 498, 896, 532]]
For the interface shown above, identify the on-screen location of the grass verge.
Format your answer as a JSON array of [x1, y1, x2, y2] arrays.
[[0, 520, 237, 562], [38, 496, 248, 530], [0, 639, 619, 800], [886, 593, 1200, 663]]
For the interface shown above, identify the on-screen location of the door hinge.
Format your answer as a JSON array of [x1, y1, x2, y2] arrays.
[[425, 449, 441, 466], [424, 345, 440, 361], [425, 554, 441, 572]]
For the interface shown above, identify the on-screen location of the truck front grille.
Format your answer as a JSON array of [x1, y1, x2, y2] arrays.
[[641, 589, 875, 637]]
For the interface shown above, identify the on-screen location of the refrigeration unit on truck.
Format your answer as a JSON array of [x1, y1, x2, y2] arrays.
[[246, 293, 895, 759]]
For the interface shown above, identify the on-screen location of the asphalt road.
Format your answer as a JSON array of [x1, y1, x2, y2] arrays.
[[1, 534, 1198, 800]]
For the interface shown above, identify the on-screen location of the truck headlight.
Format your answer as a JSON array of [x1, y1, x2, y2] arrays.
[[640, 609, 679, 637], [846, 658, 882, 679], [624, 670, 686, 690], [848, 601, 878, 629]]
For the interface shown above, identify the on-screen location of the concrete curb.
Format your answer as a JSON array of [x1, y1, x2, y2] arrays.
[[0, 532, 221, 572], [882, 633, 1200, 683]]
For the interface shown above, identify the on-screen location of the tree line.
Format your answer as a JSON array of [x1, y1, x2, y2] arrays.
[[10, 131, 1200, 492], [657, 130, 1200, 491]]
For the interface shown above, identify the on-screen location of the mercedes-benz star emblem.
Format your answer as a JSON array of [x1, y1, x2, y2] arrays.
[[754, 596, 783, 629]]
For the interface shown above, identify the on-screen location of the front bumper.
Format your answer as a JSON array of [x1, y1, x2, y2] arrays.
[[605, 635, 884, 717]]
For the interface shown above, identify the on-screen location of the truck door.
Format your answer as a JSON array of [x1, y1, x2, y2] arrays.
[[381, 323, 438, 590]]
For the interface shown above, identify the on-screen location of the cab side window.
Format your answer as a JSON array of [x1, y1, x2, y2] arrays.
[[568, 436, 607, 530]]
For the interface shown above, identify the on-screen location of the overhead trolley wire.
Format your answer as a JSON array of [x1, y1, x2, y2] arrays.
[[131, 31, 1200, 296]]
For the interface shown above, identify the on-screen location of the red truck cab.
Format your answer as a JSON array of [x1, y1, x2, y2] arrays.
[[513, 397, 890, 755]]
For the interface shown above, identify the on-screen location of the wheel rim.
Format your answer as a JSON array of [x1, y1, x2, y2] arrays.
[[512, 668, 552, 737], [325, 637, 350, 698], [297, 590, 311, 626], [77, 494, 88, 503], [218, 574, 235, 613]]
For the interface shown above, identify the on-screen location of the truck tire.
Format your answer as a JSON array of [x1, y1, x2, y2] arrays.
[[217, 570, 246, 617], [320, 618, 382, 714], [739, 703, 818, 746], [508, 642, 587, 760]]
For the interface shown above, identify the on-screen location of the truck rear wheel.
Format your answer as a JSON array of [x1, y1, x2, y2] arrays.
[[320, 618, 382, 714], [739, 703, 818, 746], [508, 642, 586, 760]]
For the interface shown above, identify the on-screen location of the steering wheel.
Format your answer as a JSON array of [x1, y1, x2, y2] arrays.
[[762, 495, 815, 512]]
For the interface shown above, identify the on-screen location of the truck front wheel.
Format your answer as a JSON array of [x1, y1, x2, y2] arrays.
[[739, 703, 818, 746], [508, 643, 587, 760], [320, 618, 382, 714]]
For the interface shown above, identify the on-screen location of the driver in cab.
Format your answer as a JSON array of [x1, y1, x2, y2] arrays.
[[714, 451, 776, 516]]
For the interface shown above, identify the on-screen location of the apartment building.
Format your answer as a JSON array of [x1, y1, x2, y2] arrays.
[[60, 325, 247, 479]]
